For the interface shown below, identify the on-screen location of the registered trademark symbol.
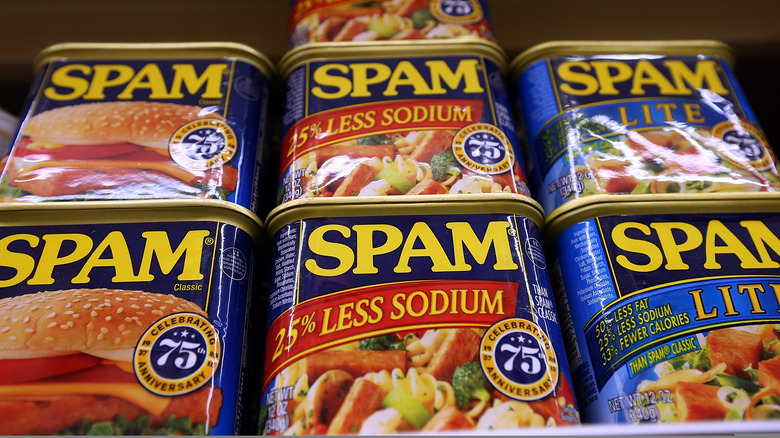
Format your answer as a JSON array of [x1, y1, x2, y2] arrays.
[[507, 228, 517, 237], [205, 237, 215, 245]]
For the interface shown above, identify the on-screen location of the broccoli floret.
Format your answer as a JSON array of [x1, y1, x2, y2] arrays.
[[411, 9, 435, 29], [356, 134, 394, 145], [431, 151, 461, 181], [452, 361, 491, 409], [358, 334, 405, 351]]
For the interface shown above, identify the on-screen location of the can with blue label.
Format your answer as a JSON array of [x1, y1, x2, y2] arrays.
[[0, 200, 264, 435], [546, 192, 780, 427], [510, 40, 780, 216], [276, 39, 531, 206], [259, 195, 579, 434], [0, 42, 275, 217], [288, 0, 496, 48]]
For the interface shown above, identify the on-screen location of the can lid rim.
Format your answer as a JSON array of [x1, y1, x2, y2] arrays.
[[33, 42, 277, 77], [509, 39, 736, 76], [544, 192, 780, 238], [265, 194, 543, 236], [0, 199, 264, 236], [277, 38, 508, 78]]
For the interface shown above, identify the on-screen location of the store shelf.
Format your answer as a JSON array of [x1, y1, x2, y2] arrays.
[[1, 0, 779, 142], [1, 2, 780, 436]]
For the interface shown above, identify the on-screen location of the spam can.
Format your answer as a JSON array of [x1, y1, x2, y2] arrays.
[[0, 200, 264, 435], [0, 42, 274, 215], [277, 39, 531, 206], [260, 195, 580, 434], [289, 0, 496, 48], [547, 193, 780, 426], [510, 40, 780, 216]]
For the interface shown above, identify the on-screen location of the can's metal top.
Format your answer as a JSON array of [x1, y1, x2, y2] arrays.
[[265, 193, 544, 237], [278, 37, 508, 79], [34, 42, 276, 78], [0, 199, 264, 238], [509, 39, 736, 77], [544, 192, 780, 239]]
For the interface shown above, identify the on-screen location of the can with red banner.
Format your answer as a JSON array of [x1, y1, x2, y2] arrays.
[[276, 38, 532, 206], [258, 195, 580, 434], [288, 0, 496, 48]]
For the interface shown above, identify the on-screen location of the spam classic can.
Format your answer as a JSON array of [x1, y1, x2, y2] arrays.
[[0, 200, 263, 435], [0, 42, 274, 215], [259, 195, 580, 434], [546, 193, 780, 427], [510, 40, 780, 216], [277, 39, 531, 206], [288, 0, 496, 48]]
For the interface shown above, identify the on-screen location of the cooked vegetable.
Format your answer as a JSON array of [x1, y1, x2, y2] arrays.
[[356, 134, 394, 145], [358, 334, 406, 351], [367, 21, 397, 38], [431, 150, 460, 181], [60, 414, 205, 436], [375, 168, 414, 193], [381, 387, 431, 429], [716, 373, 762, 394], [452, 361, 491, 409], [411, 9, 435, 29]]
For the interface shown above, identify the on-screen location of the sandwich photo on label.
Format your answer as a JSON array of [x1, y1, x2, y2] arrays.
[[0, 101, 239, 201], [0, 288, 223, 435]]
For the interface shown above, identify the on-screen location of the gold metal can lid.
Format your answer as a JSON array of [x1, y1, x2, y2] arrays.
[[0, 199, 265, 239], [544, 192, 780, 239], [265, 193, 544, 237], [277, 37, 508, 79], [33, 41, 277, 79], [509, 39, 736, 77]]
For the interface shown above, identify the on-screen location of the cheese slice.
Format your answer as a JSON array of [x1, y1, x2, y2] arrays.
[[13, 158, 201, 185], [0, 382, 171, 415]]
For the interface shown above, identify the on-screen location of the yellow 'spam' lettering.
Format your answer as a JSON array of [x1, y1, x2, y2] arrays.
[[44, 63, 228, 101], [137, 231, 210, 281], [613, 220, 780, 272], [0, 234, 39, 287], [311, 59, 484, 99], [557, 59, 729, 97], [0, 230, 210, 287], [305, 221, 517, 277], [352, 224, 403, 275], [448, 222, 519, 271]]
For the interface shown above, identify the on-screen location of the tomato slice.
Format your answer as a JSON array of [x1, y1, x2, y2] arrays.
[[17, 143, 142, 161], [113, 148, 171, 162], [47, 363, 137, 384], [0, 353, 102, 385]]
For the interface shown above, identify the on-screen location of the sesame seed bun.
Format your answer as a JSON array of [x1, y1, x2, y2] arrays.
[[22, 101, 221, 149], [0, 288, 206, 361]]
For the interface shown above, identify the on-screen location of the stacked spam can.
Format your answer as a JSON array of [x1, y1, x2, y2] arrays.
[[0, 42, 274, 435], [511, 40, 780, 427], [258, 1, 580, 434]]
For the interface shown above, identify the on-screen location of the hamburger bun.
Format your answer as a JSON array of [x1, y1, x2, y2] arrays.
[[0, 288, 207, 361], [22, 101, 221, 150]]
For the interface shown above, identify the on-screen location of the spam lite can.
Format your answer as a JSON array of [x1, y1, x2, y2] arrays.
[[289, 0, 496, 48], [0, 43, 274, 215], [511, 40, 780, 216], [277, 39, 531, 206], [547, 193, 780, 427], [0, 200, 263, 435], [260, 195, 580, 434]]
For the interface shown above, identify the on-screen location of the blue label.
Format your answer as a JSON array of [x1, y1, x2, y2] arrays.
[[554, 210, 780, 424], [514, 54, 779, 216], [0, 218, 257, 435], [7, 56, 270, 213]]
